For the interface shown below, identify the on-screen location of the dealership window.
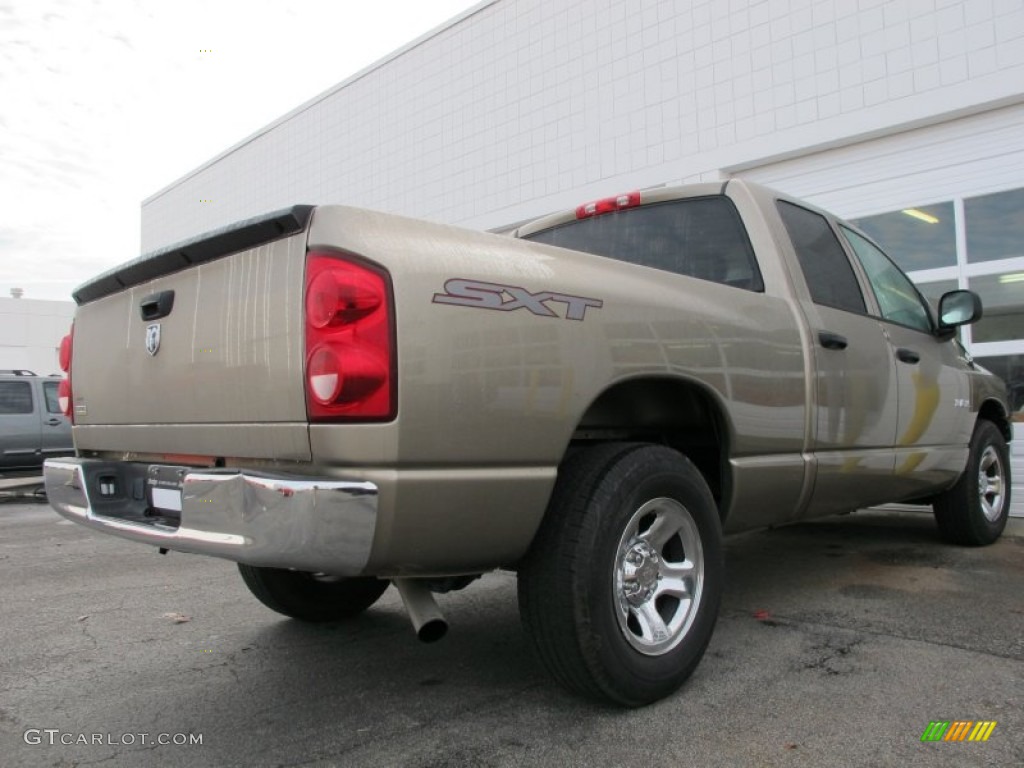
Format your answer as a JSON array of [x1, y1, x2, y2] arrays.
[[850, 187, 1024, 439], [851, 202, 956, 273], [915, 279, 959, 312], [965, 187, 1024, 264], [968, 271, 1024, 344]]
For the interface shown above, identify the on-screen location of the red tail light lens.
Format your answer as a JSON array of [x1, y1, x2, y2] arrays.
[[575, 191, 642, 219], [304, 253, 394, 421], [57, 378, 72, 417], [59, 328, 73, 372], [58, 323, 74, 422]]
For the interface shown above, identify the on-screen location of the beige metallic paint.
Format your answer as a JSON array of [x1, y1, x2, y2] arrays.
[[63, 180, 1009, 575]]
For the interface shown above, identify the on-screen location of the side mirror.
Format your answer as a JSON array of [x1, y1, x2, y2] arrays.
[[936, 290, 983, 338]]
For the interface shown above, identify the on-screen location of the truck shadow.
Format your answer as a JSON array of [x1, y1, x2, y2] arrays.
[[160, 509, 1020, 737]]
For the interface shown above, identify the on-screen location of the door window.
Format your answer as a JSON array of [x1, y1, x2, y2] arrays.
[[42, 381, 62, 414], [776, 201, 866, 314], [0, 381, 33, 414], [841, 227, 933, 333]]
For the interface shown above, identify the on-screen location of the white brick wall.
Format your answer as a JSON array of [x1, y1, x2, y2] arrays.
[[0, 298, 75, 375], [142, 0, 1024, 250]]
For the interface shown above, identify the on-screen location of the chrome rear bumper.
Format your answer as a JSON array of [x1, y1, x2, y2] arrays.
[[43, 458, 377, 575]]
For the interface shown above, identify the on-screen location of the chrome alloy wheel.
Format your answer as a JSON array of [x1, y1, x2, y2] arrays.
[[613, 498, 704, 656], [977, 445, 1005, 522]]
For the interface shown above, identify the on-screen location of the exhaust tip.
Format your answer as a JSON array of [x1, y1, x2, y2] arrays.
[[417, 618, 448, 643], [394, 578, 448, 643]]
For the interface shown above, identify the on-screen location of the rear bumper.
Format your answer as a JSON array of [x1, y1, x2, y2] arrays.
[[43, 458, 377, 575]]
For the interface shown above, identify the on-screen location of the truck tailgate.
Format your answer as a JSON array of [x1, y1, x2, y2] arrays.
[[69, 211, 312, 461]]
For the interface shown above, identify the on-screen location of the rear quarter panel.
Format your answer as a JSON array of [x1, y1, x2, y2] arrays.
[[306, 204, 807, 482]]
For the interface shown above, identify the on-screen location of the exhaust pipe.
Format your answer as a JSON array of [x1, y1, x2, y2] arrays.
[[394, 578, 448, 643]]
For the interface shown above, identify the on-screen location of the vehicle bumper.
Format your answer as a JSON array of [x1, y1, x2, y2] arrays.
[[43, 458, 377, 575]]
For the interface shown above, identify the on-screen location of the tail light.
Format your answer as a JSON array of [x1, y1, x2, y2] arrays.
[[58, 323, 74, 422], [304, 252, 394, 421]]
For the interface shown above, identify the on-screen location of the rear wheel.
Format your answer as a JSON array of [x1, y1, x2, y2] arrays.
[[933, 420, 1011, 546], [238, 564, 389, 622], [518, 443, 724, 706]]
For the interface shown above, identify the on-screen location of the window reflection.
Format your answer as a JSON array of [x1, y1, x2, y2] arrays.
[[968, 272, 1024, 343], [965, 187, 1024, 264], [851, 202, 956, 272]]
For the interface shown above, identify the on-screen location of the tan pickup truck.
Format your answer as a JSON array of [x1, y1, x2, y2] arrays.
[[44, 180, 1012, 706]]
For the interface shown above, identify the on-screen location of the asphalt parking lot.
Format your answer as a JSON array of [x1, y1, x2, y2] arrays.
[[1, 497, 1021, 768]]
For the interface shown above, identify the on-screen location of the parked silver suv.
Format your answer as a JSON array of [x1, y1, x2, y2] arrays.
[[0, 371, 73, 473]]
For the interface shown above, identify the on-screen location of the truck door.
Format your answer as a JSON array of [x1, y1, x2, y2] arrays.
[[776, 201, 901, 515], [0, 378, 41, 470], [839, 226, 974, 497], [37, 379, 73, 460]]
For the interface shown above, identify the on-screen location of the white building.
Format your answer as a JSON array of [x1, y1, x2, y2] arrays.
[[136, 0, 1023, 516], [0, 296, 74, 376]]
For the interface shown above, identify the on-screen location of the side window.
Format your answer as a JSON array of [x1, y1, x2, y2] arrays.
[[0, 381, 33, 415], [43, 381, 62, 414], [523, 197, 765, 291], [776, 201, 867, 314], [840, 226, 933, 333]]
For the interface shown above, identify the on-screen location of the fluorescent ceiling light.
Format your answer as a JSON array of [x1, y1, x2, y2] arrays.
[[998, 272, 1024, 284], [902, 208, 940, 224]]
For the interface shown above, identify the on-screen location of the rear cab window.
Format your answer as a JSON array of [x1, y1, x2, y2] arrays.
[[522, 196, 765, 292]]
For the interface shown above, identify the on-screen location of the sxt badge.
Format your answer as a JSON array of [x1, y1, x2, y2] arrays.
[[433, 279, 603, 321]]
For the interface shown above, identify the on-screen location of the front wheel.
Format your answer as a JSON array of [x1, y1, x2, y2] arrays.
[[933, 420, 1011, 546], [238, 564, 389, 622], [518, 443, 724, 706]]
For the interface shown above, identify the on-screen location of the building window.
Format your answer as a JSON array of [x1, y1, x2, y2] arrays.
[[965, 187, 1024, 264], [851, 202, 956, 272], [968, 271, 1024, 344], [915, 279, 959, 312]]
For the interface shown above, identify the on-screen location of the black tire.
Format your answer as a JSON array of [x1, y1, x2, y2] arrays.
[[238, 564, 389, 622], [933, 420, 1011, 546], [518, 443, 724, 707]]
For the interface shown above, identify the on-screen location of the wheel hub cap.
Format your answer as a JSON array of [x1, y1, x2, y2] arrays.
[[977, 445, 1005, 522], [621, 541, 660, 606], [612, 498, 705, 656]]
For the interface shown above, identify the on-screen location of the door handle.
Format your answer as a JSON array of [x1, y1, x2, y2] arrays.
[[45, 418, 62, 426], [140, 290, 175, 321], [896, 347, 920, 364], [818, 331, 848, 350]]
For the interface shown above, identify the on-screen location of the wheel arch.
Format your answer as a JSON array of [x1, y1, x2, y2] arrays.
[[978, 398, 1012, 442], [565, 375, 733, 521]]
